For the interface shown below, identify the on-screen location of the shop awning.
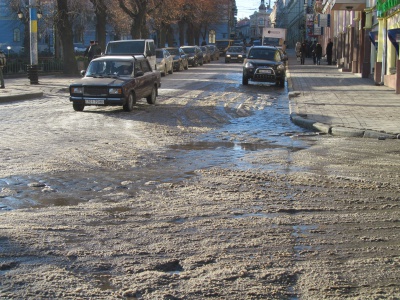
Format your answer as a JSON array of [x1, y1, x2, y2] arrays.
[[369, 31, 378, 50], [388, 29, 400, 56], [329, 0, 366, 11]]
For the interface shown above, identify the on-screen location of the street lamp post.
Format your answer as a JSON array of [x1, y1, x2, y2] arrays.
[[18, 0, 42, 84], [7, 46, 11, 57]]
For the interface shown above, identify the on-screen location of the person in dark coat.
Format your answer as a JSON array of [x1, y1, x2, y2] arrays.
[[300, 42, 307, 65], [326, 38, 333, 65], [315, 42, 322, 65], [311, 41, 317, 64]]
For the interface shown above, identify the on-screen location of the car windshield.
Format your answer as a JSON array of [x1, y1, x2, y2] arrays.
[[247, 48, 278, 61], [106, 41, 145, 54], [182, 47, 195, 53], [86, 60, 133, 77], [156, 50, 164, 58], [216, 41, 230, 48], [228, 47, 243, 52], [167, 49, 179, 55]]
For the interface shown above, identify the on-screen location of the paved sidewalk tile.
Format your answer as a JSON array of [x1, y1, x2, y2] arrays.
[[286, 49, 400, 137], [0, 75, 76, 103]]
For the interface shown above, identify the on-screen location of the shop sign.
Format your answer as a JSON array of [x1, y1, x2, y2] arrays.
[[377, 0, 400, 17], [318, 14, 331, 27]]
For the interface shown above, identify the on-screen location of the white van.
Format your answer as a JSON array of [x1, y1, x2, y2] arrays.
[[104, 39, 157, 71]]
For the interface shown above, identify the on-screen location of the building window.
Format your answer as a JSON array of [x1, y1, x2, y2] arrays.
[[209, 30, 216, 44], [13, 29, 21, 42], [259, 18, 264, 26]]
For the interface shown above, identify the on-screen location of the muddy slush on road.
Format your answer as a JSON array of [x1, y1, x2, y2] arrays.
[[0, 63, 399, 299]]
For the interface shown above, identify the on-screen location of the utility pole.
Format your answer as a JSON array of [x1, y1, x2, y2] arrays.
[[28, 0, 39, 84]]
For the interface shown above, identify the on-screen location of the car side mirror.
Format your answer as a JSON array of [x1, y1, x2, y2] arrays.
[[136, 70, 144, 77], [146, 50, 152, 57], [80, 70, 86, 77]]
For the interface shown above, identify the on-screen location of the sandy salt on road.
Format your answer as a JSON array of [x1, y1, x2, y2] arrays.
[[1, 140, 400, 299]]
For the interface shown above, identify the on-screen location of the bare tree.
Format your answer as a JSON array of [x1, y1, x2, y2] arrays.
[[55, 0, 78, 74]]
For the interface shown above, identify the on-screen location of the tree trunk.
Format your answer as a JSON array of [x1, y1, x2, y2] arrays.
[[166, 25, 174, 47], [178, 20, 185, 46], [91, 0, 107, 52], [56, 0, 78, 75]]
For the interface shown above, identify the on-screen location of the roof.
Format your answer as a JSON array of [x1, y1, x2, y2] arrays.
[[92, 55, 147, 61]]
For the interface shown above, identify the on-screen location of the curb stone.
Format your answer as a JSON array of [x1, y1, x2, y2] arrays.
[[0, 92, 44, 103]]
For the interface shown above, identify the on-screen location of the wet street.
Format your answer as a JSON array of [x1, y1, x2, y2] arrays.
[[0, 61, 309, 210], [0, 60, 399, 299]]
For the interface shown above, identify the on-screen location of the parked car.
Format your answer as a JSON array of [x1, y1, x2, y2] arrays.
[[200, 46, 211, 63], [242, 46, 287, 87], [104, 39, 157, 71], [155, 48, 173, 76], [225, 46, 246, 63], [165, 47, 189, 71], [180, 46, 203, 67], [207, 45, 220, 61], [69, 55, 161, 112]]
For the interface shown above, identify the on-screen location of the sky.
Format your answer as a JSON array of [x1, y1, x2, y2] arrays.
[[236, 0, 266, 19]]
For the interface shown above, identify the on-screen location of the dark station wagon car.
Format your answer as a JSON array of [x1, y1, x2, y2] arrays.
[[70, 55, 161, 112], [242, 46, 287, 87], [225, 46, 246, 63]]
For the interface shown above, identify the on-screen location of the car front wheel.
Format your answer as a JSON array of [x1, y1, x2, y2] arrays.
[[73, 102, 84, 111], [242, 75, 249, 85], [123, 92, 136, 111], [146, 86, 157, 104]]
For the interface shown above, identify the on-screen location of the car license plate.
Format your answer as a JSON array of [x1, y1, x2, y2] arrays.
[[259, 69, 272, 74], [232, 57, 237, 59], [85, 99, 104, 105]]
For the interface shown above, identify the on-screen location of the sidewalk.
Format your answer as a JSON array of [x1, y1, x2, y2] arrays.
[[286, 49, 400, 138], [0, 75, 76, 103]]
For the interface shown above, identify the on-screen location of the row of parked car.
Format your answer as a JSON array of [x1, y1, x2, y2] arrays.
[[155, 44, 220, 76]]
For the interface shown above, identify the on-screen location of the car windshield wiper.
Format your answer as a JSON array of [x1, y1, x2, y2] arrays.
[[86, 73, 104, 78], [105, 73, 119, 78]]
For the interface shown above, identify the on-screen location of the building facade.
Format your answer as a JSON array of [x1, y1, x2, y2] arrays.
[[320, 0, 399, 93]]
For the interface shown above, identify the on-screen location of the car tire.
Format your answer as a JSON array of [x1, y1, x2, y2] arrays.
[[146, 86, 157, 105], [278, 79, 285, 87], [200, 59, 203, 66], [184, 62, 188, 70], [168, 65, 173, 74], [179, 61, 183, 71], [73, 102, 84, 111], [242, 75, 248, 85], [123, 92, 136, 112]]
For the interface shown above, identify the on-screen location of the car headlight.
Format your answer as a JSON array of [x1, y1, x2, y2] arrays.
[[238, 55, 242, 58], [109, 88, 122, 95], [71, 87, 83, 94], [277, 64, 285, 70], [226, 54, 231, 57], [244, 62, 254, 68]]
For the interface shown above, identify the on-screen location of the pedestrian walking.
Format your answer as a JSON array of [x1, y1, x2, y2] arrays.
[[326, 38, 333, 65], [84, 40, 101, 63], [315, 42, 322, 65], [93, 41, 102, 60], [311, 41, 317, 64], [0, 50, 6, 89], [300, 42, 307, 65], [295, 41, 301, 58]]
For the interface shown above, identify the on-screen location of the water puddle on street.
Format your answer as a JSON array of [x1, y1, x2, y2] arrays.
[[0, 92, 314, 210]]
